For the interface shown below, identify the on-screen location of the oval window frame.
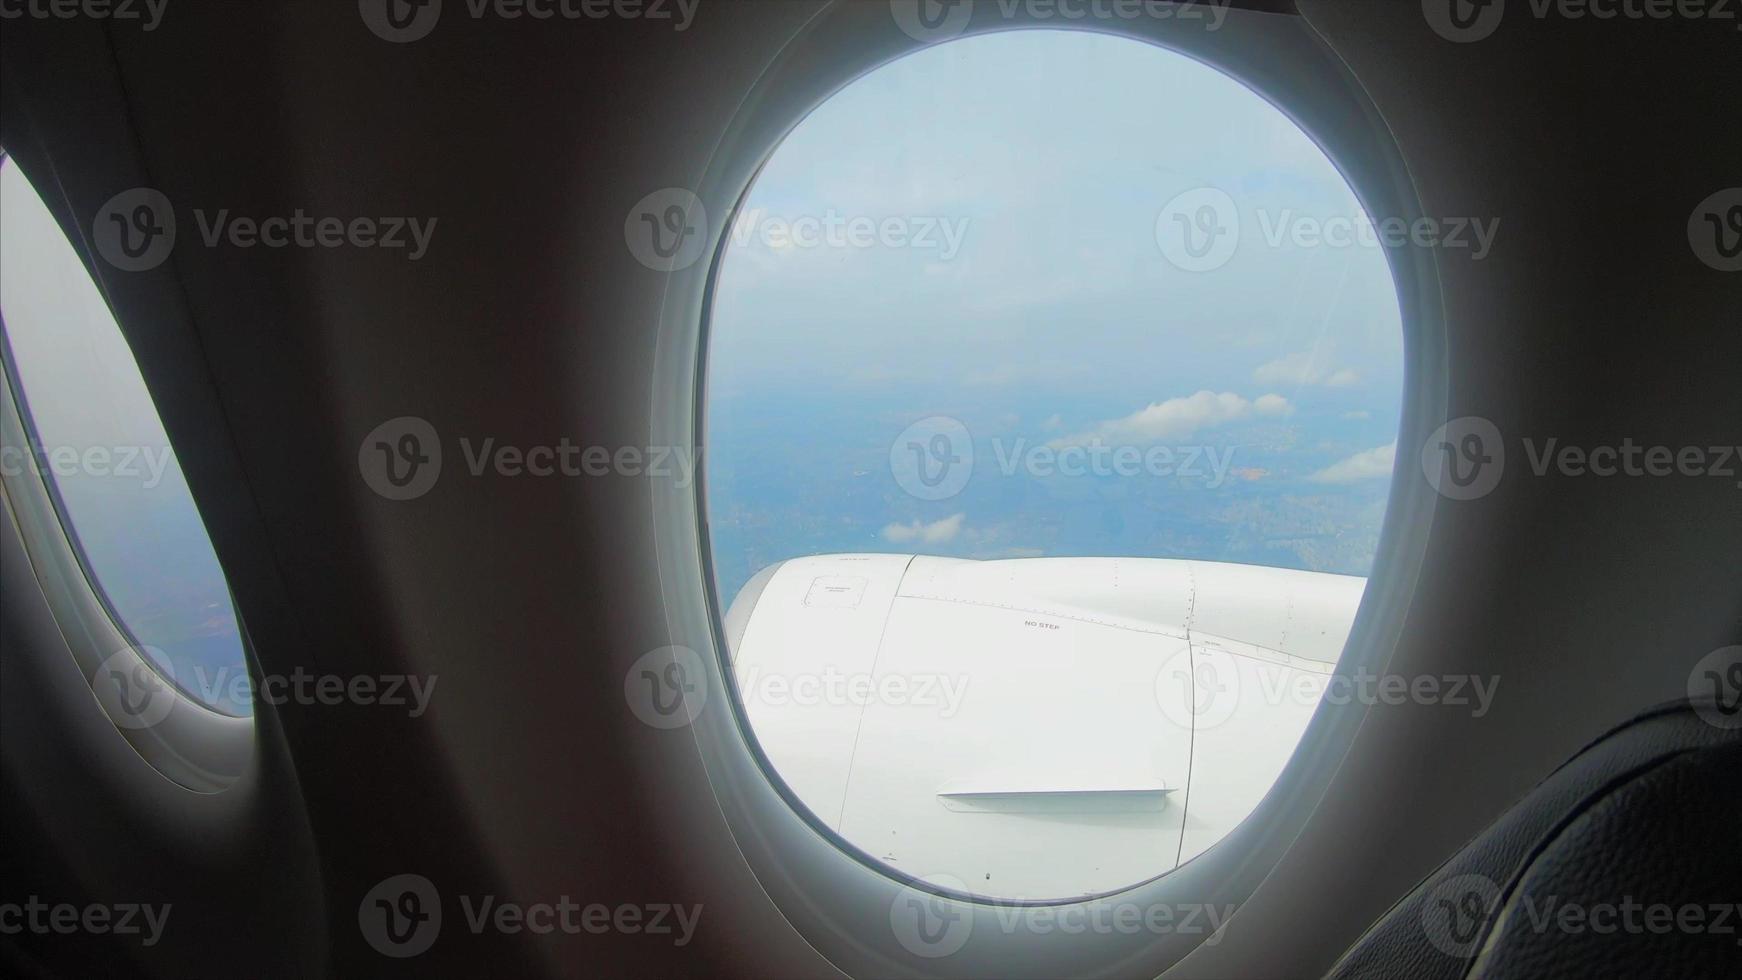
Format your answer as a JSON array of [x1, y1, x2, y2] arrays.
[[648, 7, 1447, 976], [0, 151, 254, 792]]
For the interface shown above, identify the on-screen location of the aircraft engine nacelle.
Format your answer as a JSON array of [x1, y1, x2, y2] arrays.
[[724, 554, 1365, 899]]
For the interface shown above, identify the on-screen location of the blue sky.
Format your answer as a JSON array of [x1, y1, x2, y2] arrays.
[[705, 29, 1404, 602]]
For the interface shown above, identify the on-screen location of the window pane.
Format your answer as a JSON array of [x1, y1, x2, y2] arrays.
[[704, 31, 1404, 897], [1, 158, 250, 717]]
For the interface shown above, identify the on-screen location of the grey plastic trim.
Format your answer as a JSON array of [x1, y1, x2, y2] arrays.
[[721, 559, 785, 664], [0, 340, 253, 791]]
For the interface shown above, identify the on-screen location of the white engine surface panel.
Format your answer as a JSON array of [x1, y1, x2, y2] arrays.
[[729, 554, 913, 829], [726, 554, 1367, 898], [841, 593, 1194, 898]]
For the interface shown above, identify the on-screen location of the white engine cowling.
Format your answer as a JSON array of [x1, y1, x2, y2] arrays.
[[724, 554, 1365, 899]]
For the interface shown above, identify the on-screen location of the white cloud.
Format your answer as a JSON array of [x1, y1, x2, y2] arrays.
[[1254, 393, 1292, 416], [1254, 350, 1360, 388], [1309, 442, 1396, 483], [882, 513, 966, 544], [1049, 390, 1292, 448], [1341, 410, 1371, 420]]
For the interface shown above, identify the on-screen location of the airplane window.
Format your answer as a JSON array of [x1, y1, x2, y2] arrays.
[[705, 31, 1403, 899], [0, 157, 251, 717]]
